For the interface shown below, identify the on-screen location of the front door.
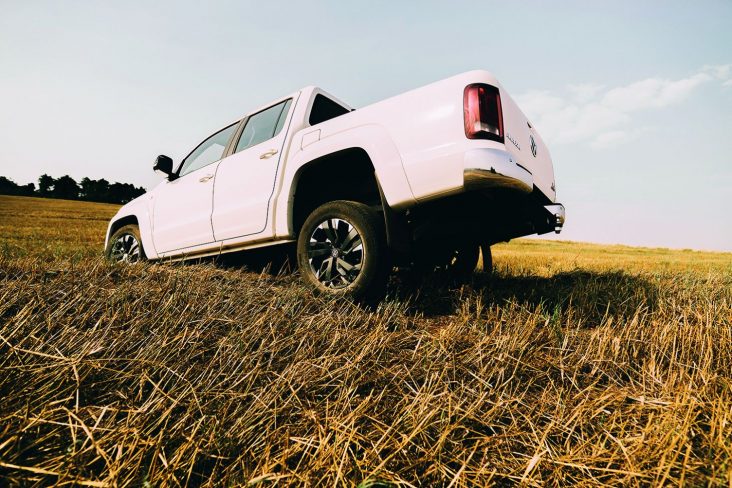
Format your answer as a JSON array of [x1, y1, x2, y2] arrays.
[[212, 98, 294, 241], [152, 122, 238, 253]]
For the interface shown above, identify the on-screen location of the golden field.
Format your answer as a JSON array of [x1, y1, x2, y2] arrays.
[[0, 194, 731, 486]]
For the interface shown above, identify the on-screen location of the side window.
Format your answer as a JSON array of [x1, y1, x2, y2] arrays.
[[309, 94, 349, 126], [234, 99, 292, 154], [179, 123, 238, 177]]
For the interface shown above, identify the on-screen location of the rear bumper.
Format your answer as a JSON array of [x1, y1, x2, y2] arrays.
[[462, 148, 565, 235], [463, 148, 533, 193], [543, 203, 565, 234]]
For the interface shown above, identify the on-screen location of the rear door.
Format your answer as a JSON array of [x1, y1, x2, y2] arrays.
[[152, 123, 238, 253], [211, 97, 295, 241]]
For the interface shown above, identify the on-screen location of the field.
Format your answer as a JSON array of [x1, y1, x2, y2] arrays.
[[0, 194, 731, 486]]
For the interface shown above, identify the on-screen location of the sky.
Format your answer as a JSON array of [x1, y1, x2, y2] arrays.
[[1, 0, 730, 251]]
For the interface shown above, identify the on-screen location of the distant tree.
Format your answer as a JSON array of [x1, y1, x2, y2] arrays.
[[0, 177, 35, 196], [3, 173, 144, 204], [93, 178, 111, 202], [79, 177, 92, 199], [20, 182, 36, 196], [79, 177, 103, 202], [80, 177, 111, 202], [0, 176, 19, 195], [51, 175, 80, 200], [107, 182, 145, 204], [38, 174, 54, 196]]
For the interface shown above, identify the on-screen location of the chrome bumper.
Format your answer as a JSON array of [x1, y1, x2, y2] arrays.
[[463, 148, 533, 194], [544, 203, 565, 233], [461, 148, 565, 235]]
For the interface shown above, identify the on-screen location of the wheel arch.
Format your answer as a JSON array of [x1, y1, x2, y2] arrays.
[[274, 124, 415, 236], [287, 146, 413, 263], [106, 208, 157, 259], [108, 215, 139, 237], [290, 147, 381, 234]]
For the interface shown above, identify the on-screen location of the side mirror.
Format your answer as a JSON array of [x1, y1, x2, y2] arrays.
[[153, 155, 176, 180]]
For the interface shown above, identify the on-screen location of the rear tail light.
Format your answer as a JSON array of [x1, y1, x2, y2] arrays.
[[463, 83, 503, 142]]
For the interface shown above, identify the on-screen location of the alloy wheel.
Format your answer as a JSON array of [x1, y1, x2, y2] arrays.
[[110, 233, 142, 263], [307, 218, 364, 288]]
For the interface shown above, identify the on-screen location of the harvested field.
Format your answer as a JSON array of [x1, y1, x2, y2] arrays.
[[1, 195, 731, 486]]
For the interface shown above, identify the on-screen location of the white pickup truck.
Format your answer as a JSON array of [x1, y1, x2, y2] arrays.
[[105, 70, 565, 301]]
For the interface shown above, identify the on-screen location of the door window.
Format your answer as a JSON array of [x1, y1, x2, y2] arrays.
[[234, 99, 292, 154], [179, 123, 238, 177]]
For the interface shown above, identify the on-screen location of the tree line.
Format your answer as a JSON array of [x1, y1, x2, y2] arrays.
[[0, 174, 146, 204]]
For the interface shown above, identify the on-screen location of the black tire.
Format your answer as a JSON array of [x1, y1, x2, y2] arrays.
[[480, 243, 493, 275], [444, 241, 479, 281], [296, 200, 389, 302], [105, 224, 146, 263], [413, 240, 479, 284]]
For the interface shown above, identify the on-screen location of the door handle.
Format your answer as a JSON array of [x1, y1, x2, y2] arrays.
[[259, 149, 278, 159], [199, 174, 213, 182]]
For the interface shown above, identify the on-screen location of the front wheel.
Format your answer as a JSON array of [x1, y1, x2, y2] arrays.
[[105, 224, 146, 263], [296, 200, 389, 302]]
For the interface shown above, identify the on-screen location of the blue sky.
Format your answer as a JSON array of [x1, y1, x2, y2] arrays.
[[1, 1, 730, 250]]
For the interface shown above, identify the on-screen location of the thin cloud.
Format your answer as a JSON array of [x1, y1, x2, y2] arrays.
[[517, 65, 730, 148], [702, 64, 732, 80], [567, 83, 606, 103], [600, 73, 711, 111], [589, 130, 632, 149]]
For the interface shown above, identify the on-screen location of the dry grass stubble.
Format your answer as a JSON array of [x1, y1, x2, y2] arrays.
[[0, 195, 731, 486]]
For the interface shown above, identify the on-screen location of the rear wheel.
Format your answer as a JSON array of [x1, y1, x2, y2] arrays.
[[105, 224, 145, 263], [480, 243, 493, 275], [296, 200, 389, 302], [413, 240, 479, 283], [440, 241, 479, 279]]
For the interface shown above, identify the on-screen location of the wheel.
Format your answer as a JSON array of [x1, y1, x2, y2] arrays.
[[296, 200, 389, 302], [441, 241, 479, 280], [413, 239, 479, 283], [105, 224, 146, 263], [480, 243, 493, 275]]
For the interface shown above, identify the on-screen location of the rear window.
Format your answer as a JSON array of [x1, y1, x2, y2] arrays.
[[309, 94, 349, 126]]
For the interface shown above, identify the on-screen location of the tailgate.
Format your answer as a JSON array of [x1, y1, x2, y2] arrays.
[[499, 89, 556, 202]]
